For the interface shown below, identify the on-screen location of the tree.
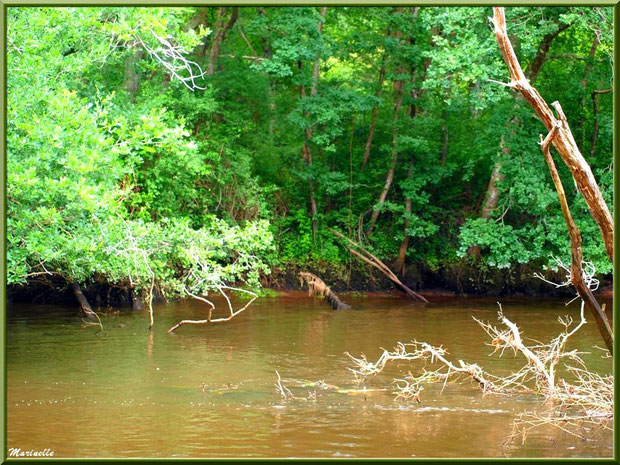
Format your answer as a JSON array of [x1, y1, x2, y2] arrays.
[[491, 6, 613, 352]]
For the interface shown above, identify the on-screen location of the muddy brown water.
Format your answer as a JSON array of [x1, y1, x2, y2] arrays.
[[6, 293, 613, 458]]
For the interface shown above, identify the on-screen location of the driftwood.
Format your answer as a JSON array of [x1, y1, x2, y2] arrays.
[[331, 229, 428, 302], [167, 286, 257, 333], [491, 7, 613, 263], [491, 6, 613, 353], [299, 272, 350, 310]]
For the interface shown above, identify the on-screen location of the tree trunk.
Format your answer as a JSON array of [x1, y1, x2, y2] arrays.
[[440, 123, 449, 165], [589, 88, 612, 158], [300, 7, 327, 241], [540, 124, 613, 353], [361, 47, 388, 171], [367, 8, 419, 237], [206, 6, 239, 75], [492, 7, 613, 263], [394, 44, 421, 275], [366, 73, 404, 236], [71, 281, 95, 319], [577, 30, 601, 148], [123, 47, 144, 101], [480, 152, 504, 220], [394, 158, 413, 276], [523, 21, 572, 84]]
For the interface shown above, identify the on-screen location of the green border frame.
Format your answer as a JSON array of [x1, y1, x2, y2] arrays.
[[0, 1, 617, 462]]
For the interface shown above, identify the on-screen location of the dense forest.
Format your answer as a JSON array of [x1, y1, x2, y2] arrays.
[[7, 6, 614, 306]]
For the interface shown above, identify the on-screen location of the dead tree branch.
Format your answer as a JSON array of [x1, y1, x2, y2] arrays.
[[167, 286, 257, 333], [346, 303, 610, 441], [136, 29, 206, 91], [331, 229, 428, 302], [274, 371, 295, 400], [491, 7, 613, 263], [537, 120, 613, 353]]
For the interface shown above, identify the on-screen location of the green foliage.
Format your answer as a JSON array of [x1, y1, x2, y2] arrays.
[[7, 5, 614, 301]]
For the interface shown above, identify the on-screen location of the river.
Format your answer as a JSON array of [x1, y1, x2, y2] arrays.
[[6, 292, 613, 458]]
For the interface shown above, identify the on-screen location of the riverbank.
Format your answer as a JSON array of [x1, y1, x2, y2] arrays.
[[7, 260, 612, 310]]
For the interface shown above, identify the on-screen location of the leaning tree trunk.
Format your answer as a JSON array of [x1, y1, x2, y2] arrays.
[[491, 7, 613, 264], [492, 6, 613, 352], [71, 281, 95, 319], [332, 229, 428, 302], [540, 124, 613, 354], [475, 17, 571, 232]]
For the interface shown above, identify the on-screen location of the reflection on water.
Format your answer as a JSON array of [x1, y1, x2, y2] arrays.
[[6, 293, 613, 458]]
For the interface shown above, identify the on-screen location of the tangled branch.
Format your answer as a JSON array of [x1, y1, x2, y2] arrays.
[[346, 303, 610, 442], [136, 29, 206, 91], [346, 340, 499, 395]]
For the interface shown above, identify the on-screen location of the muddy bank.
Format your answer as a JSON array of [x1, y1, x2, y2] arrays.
[[263, 261, 612, 298], [8, 260, 612, 310]]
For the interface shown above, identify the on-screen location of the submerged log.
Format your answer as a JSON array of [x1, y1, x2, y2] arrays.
[[299, 272, 350, 310], [331, 229, 428, 303], [70, 281, 95, 319]]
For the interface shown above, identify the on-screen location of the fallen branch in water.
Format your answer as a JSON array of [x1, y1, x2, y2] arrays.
[[167, 286, 257, 332], [331, 229, 427, 302], [299, 272, 350, 310], [346, 340, 500, 395], [508, 366, 613, 444], [274, 371, 295, 400], [346, 303, 611, 442], [474, 303, 587, 395]]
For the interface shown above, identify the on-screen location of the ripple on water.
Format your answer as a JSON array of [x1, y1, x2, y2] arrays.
[[6, 297, 614, 458]]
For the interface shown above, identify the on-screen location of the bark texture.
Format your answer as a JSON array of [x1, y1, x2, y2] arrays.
[[540, 123, 613, 353], [207, 7, 239, 75], [491, 7, 613, 263]]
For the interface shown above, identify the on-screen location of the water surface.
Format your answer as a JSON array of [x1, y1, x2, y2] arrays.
[[7, 293, 613, 458]]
